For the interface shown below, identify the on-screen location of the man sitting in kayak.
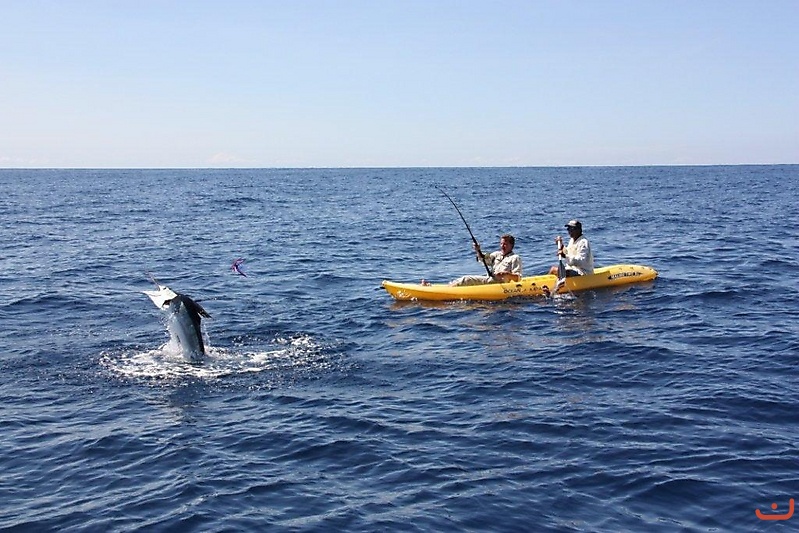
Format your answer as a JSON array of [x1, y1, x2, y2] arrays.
[[549, 219, 594, 276], [448, 234, 523, 286]]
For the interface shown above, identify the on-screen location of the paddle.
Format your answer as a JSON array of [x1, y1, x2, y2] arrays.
[[435, 186, 494, 279], [555, 239, 567, 292]]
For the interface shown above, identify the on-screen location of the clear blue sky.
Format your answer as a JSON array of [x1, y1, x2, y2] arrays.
[[1, 0, 796, 168]]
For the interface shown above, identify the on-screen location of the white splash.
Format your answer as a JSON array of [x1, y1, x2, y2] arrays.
[[101, 334, 329, 381]]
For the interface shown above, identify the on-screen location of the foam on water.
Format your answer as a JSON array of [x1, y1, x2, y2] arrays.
[[100, 334, 330, 381]]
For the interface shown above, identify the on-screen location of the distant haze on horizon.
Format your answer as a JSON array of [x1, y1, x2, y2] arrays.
[[1, 1, 797, 168]]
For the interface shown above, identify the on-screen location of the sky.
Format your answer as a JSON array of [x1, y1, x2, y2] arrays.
[[1, 0, 797, 168]]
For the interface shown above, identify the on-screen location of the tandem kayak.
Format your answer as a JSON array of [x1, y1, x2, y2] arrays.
[[382, 264, 657, 302]]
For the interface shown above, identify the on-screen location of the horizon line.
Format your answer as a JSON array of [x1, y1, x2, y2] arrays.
[[1, 162, 797, 171]]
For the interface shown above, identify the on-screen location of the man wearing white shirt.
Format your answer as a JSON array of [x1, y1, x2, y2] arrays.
[[549, 220, 594, 276]]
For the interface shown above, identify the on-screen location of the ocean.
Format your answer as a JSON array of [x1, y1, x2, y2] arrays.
[[1, 166, 797, 532]]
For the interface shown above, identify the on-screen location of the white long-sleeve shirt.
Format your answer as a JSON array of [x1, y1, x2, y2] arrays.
[[483, 250, 523, 277], [564, 235, 594, 275], [449, 249, 523, 286]]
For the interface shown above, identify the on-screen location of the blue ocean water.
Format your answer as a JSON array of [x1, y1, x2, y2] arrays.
[[0, 166, 797, 532]]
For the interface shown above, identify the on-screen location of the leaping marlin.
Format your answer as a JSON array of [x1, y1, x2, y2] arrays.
[[143, 276, 211, 363]]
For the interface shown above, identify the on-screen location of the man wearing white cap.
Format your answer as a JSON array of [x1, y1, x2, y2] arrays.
[[549, 219, 594, 276]]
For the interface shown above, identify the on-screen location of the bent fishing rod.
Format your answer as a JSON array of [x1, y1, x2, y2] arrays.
[[435, 186, 494, 279]]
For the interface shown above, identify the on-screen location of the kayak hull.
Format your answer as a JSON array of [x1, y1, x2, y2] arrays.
[[382, 264, 657, 301]]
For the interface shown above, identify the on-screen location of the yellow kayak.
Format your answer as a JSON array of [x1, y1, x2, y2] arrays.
[[382, 264, 657, 301]]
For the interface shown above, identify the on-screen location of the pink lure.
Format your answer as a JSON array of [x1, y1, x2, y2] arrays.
[[231, 258, 247, 277]]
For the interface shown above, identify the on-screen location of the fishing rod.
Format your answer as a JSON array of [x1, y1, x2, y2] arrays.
[[435, 186, 494, 279]]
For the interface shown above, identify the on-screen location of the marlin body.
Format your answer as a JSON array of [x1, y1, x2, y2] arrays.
[[143, 283, 211, 363]]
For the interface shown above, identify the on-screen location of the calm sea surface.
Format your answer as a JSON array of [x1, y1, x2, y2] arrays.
[[1, 166, 798, 532]]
